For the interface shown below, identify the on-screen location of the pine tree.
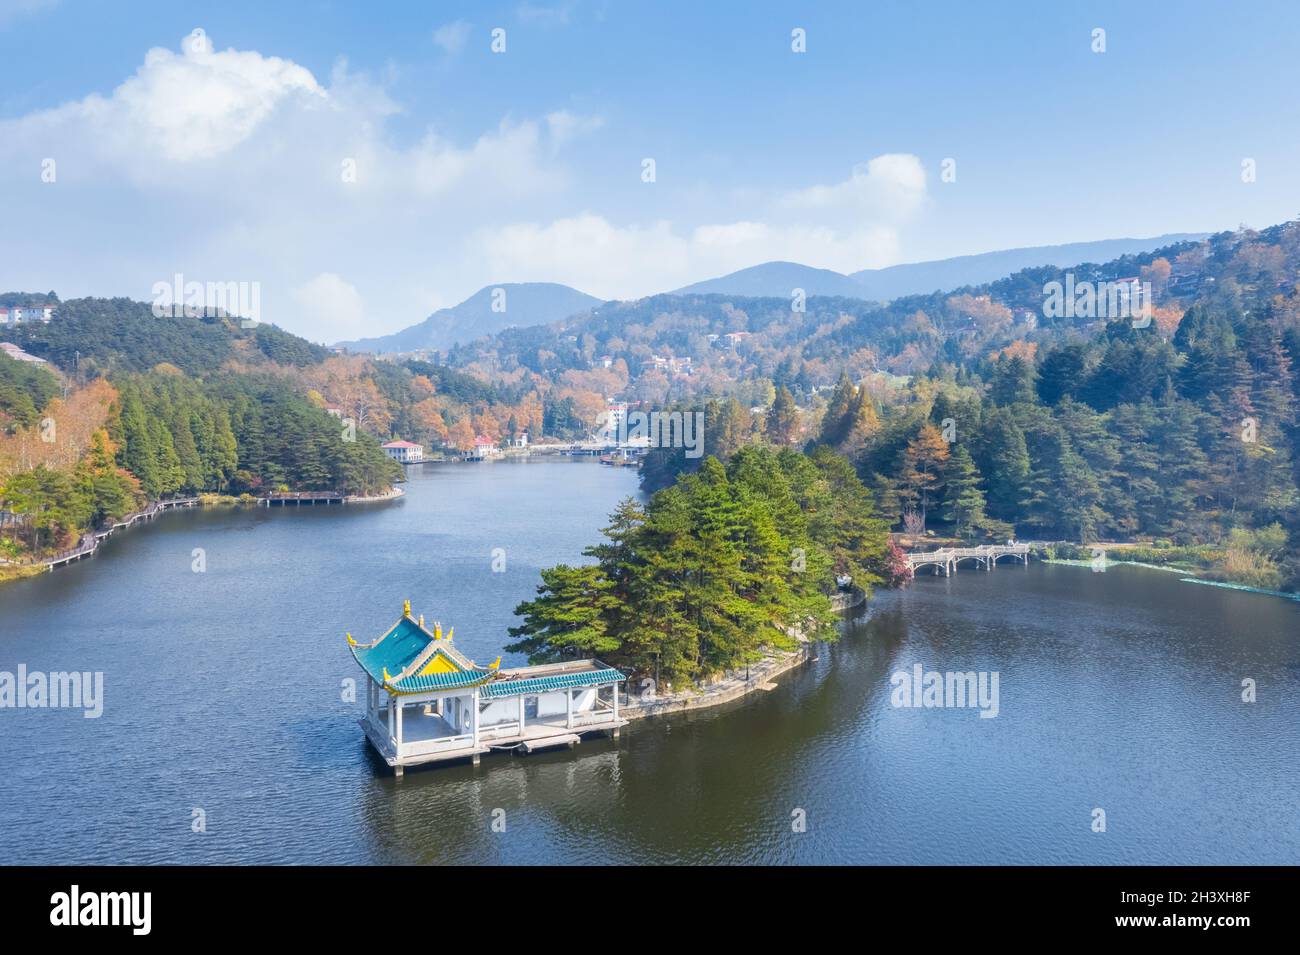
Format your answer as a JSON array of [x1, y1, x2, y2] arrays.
[[817, 373, 857, 447], [940, 444, 990, 538], [975, 406, 1030, 521], [765, 385, 799, 445]]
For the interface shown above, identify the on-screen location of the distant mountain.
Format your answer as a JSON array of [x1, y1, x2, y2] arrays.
[[669, 234, 1206, 302], [848, 234, 1207, 300], [672, 261, 870, 298], [338, 283, 602, 354]]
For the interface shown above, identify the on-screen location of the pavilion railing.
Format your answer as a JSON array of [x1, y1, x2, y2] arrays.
[[570, 709, 618, 727], [478, 720, 522, 740], [400, 733, 475, 758]]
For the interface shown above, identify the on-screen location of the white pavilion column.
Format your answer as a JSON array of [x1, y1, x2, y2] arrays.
[[470, 691, 479, 747], [518, 695, 526, 729], [386, 694, 395, 743], [395, 701, 404, 752], [566, 688, 574, 728], [611, 683, 619, 722]]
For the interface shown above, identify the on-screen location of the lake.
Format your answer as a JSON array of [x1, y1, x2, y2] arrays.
[[1, 458, 1297, 864]]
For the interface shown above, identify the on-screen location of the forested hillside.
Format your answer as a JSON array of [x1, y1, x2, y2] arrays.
[[509, 445, 906, 686], [1, 301, 409, 563], [0, 352, 60, 430], [0, 288, 645, 564], [623, 223, 1300, 589], [414, 221, 1300, 589], [6, 219, 1300, 589], [440, 234, 1208, 401]]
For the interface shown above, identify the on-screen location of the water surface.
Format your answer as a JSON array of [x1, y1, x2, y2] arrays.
[[1, 459, 1297, 864]]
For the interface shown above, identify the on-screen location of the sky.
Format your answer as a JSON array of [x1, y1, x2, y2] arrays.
[[2, 0, 1299, 343]]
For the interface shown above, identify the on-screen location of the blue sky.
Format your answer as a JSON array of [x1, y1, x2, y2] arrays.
[[2, 0, 1298, 342]]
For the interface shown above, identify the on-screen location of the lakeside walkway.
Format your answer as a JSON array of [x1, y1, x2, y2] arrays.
[[9, 486, 405, 578], [43, 497, 201, 569]]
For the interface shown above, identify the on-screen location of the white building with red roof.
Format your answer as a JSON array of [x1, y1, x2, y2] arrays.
[[381, 440, 425, 464]]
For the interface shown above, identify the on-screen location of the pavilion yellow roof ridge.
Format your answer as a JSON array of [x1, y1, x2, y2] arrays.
[[349, 599, 508, 695], [400, 606, 484, 677]]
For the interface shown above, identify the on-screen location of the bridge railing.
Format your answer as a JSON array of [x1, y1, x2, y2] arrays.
[[905, 543, 1031, 566]]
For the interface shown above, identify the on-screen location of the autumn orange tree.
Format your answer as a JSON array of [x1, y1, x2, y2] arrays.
[[896, 422, 950, 530]]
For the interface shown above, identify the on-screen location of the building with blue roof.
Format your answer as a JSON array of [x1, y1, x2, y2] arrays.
[[348, 600, 626, 774]]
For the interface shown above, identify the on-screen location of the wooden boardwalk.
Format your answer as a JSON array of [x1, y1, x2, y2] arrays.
[[44, 497, 201, 569], [259, 491, 345, 506], [906, 543, 1031, 576]]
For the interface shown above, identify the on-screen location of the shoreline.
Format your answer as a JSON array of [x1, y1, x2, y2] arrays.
[[1178, 577, 1300, 602], [622, 643, 814, 721], [0, 485, 403, 585], [343, 487, 405, 504], [620, 592, 868, 721], [1042, 556, 1300, 602]]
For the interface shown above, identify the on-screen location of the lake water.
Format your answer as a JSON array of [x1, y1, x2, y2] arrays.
[[1, 458, 1297, 865]]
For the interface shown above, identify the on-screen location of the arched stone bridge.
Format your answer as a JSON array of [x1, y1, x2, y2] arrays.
[[906, 543, 1031, 576]]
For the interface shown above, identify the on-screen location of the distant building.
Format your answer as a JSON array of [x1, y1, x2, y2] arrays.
[[465, 436, 501, 461], [598, 402, 629, 441], [381, 440, 425, 464], [324, 407, 344, 419], [0, 304, 55, 325], [509, 431, 529, 449], [0, 342, 46, 364], [643, 354, 692, 375], [598, 355, 613, 369]]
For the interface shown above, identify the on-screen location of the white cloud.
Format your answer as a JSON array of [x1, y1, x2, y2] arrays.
[[12, 28, 324, 163], [0, 0, 58, 29], [545, 110, 603, 150], [472, 157, 927, 297], [473, 214, 906, 299], [290, 273, 366, 344], [432, 20, 471, 54], [0, 31, 600, 340], [0, 27, 927, 342], [778, 154, 928, 224]]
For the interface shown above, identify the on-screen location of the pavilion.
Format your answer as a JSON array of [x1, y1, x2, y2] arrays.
[[348, 601, 626, 775]]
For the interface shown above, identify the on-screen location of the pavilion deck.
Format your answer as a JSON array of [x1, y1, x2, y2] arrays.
[[361, 701, 625, 770]]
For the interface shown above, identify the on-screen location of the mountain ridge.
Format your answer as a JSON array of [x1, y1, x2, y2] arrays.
[[337, 234, 1207, 354], [338, 282, 602, 355]]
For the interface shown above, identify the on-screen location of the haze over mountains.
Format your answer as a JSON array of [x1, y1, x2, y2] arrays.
[[675, 234, 1206, 299], [338, 283, 601, 355], [339, 233, 1204, 354]]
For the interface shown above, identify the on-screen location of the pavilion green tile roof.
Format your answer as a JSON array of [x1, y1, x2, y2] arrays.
[[480, 667, 625, 699], [349, 605, 624, 699], [387, 669, 496, 693], [350, 617, 431, 682], [349, 611, 493, 694]]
